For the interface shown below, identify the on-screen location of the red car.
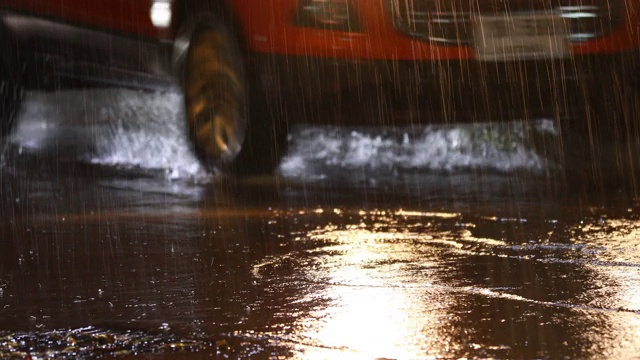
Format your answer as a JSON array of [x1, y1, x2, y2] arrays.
[[0, 1, 638, 173]]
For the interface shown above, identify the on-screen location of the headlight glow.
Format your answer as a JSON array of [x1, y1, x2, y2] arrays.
[[151, 0, 172, 28]]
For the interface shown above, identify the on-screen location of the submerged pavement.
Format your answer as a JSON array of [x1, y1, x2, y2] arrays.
[[0, 90, 640, 358]]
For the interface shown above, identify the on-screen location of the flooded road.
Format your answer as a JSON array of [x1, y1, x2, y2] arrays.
[[1, 90, 640, 358]]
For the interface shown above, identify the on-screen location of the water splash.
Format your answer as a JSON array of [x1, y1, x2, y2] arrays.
[[280, 119, 559, 179], [9, 89, 559, 182], [10, 89, 209, 180]]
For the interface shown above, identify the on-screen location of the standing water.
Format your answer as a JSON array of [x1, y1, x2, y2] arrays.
[[1, 89, 639, 359]]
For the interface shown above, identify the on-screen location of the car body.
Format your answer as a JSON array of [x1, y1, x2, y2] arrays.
[[1, 0, 639, 172]]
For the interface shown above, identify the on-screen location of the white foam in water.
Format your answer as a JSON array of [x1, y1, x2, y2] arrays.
[[11, 89, 210, 180], [10, 89, 559, 181], [279, 120, 559, 178]]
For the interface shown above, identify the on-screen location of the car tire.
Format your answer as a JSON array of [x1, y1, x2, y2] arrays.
[[181, 22, 286, 175], [0, 37, 22, 139]]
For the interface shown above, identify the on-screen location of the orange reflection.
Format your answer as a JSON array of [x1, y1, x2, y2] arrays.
[[574, 218, 640, 357], [292, 225, 452, 359]]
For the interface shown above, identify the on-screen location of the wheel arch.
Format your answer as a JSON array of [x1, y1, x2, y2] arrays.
[[171, 0, 249, 79]]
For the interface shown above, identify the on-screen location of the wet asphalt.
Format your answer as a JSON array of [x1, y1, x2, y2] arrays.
[[1, 90, 640, 359]]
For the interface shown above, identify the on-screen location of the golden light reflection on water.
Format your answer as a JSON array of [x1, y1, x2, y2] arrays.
[[256, 209, 640, 358], [395, 209, 461, 219], [573, 218, 640, 357], [291, 224, 453, 360], [579, 219, 640, 310]]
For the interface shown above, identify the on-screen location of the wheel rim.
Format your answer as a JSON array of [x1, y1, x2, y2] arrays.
[[185, 29, 247, 163]]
